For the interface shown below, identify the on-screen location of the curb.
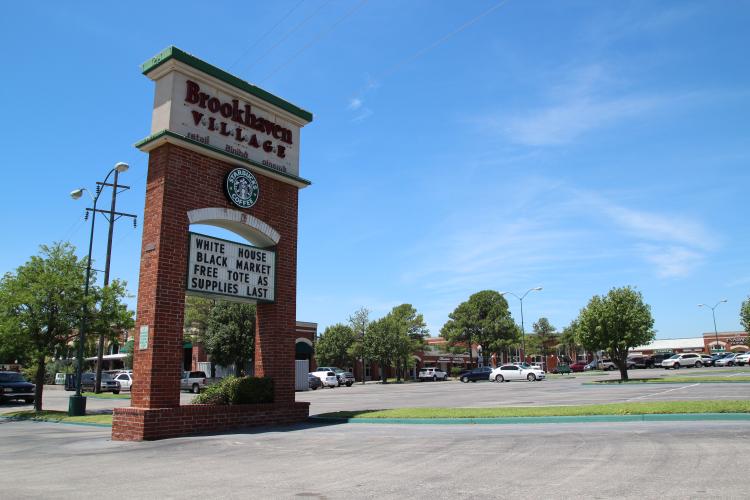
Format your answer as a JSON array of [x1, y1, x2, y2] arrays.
[[583, 380, 750, 386], [309, 413, 750, 425]]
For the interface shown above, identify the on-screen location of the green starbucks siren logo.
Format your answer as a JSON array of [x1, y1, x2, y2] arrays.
[[225, 167, 259, 209]]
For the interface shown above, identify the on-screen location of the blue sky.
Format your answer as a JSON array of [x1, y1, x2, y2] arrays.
[[1, 1, 748, 339]]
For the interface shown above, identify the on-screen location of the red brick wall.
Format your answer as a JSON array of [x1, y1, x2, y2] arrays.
[[115, 142, 304, 440], [113, 402, 310, 441]]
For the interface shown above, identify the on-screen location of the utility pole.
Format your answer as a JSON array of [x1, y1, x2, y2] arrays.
[[93, 170, 137, 393]]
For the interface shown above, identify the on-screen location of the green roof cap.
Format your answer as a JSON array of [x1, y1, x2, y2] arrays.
[[141, 46, 313, 123]]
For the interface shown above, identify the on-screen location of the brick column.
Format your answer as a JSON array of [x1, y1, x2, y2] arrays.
[[131, 145, 187, 409]]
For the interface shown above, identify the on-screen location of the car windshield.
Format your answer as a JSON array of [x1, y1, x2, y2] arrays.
[[0, 372, 26, 383], [668, 355, 680, 359], [101, 373, 114, 381]]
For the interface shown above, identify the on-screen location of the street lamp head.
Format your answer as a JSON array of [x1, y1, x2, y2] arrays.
[[114, 162, 129, 173], [532, 287, 543, 291], [698, 304, 706, 308], [720, 299, 728, 303], [70, 189, 84, 200]]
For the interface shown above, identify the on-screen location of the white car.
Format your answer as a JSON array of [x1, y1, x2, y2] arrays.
[[311, 370, 339, 388], [113, 372, 133, 391], [716, 353, 741, 367], [734, 353, 750, 366], [418, 367, 448, 381], [661, 353, 703, 369], [490, 364, 546, 382]]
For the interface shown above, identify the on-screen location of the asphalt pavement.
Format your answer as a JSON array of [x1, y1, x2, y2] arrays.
[[1, 418, 749, 498]]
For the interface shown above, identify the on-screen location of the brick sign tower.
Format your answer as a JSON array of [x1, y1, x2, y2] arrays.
[[112, 47, 313, 441]]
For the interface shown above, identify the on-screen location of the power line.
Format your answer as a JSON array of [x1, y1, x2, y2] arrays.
[[354, 0, 511, 99], [228, 0, 306, 70], [244, 0, 335, 73], [260, 0, 370, 84]]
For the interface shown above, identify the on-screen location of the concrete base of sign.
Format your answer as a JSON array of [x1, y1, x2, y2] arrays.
[[112, 402, 310, 441]]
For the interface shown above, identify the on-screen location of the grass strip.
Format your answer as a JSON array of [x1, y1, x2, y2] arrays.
[[81, 391, 131, 399], [318, 400, 750, 420], [590, 377, 750, 384], [1, 410, 113, 426]]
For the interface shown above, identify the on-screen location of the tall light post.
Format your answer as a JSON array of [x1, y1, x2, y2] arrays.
[[68, 162, 133, 416], [698, 299, 727, 353], [501, 287, 542, 363]]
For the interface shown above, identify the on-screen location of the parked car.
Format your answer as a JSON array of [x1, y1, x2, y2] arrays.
[[113, 372, 133, 391], [490, 364, 546, 382], [180, 371, 208, 393], [308, 373, 322, 390], [711, 352, 730, 364], [583, 360, 598, 371], [650, 353, 674, 365], [551, 364, 571, 374], [700, 354, 715, 367], [570, 362, 587, 372], [661, 353, 703, 369], [458, 366, 492, 383], [418, 367, 448, 381], [627, 355, 654, 369], [81, 372, 121, 394], [310, 370, 338, 388], [0, 371, 35, 404], [315, 366, 355, 387], [735, 352, 750, 366], [715, 353, 741, 367], [597, 359, 616, 371]]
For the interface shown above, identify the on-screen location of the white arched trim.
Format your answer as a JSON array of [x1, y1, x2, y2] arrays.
[[188, 208, 280, 247], [412, 355, 422, 362], [295, 338, 314, 347]]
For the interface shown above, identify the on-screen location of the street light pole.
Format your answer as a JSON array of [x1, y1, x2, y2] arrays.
[[68, 163, 135, 415], [501, 287, 543, 363], [94, 166, 135, 393], [698, 300, 727, 352]]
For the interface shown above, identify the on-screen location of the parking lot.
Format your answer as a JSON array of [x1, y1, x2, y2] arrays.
[[2, 367, 750, 498], [297, 367, 750, 415]]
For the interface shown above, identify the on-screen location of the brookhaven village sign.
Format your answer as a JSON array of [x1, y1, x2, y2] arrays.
[[112, 47, 313, 441]]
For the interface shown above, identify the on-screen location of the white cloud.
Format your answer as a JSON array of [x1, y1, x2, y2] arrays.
[[348, 98, 363, 110], [637, 245, 703, 278]]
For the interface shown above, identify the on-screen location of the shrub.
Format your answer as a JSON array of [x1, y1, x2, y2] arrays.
[[450, 367, 463, 377], [193, 376, 274, 405]]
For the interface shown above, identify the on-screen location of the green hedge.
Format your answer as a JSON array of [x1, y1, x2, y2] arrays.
[[193, 376, 274, 405]]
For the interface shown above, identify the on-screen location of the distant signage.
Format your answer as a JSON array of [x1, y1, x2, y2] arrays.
[[186, 232, 275, 303], [224, 167, 259, 208], [139, 325, 149, 350]]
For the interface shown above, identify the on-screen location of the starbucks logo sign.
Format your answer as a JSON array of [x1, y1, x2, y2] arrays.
[[224, 168, 259, 209]]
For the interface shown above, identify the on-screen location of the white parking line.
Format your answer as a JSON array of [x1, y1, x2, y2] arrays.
[[626, 383, 700, 401]]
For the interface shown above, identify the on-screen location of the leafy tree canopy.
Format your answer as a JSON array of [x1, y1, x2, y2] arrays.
[[740, 296, 750, 334], [440, 290, 518, 357], [315, 323, 356, 367], [0, 242, 90, 410], [204, 301, 256, 376], [575, 286, 655, 381]]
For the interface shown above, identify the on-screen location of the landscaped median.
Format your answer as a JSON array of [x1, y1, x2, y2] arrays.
[[1, 410, 112, 426], [314, 400, 750, 424], [587, 376, 750, 384]]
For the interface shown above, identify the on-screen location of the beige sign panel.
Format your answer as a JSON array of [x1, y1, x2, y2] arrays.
[[186, 232, 275, 303], [151, 70, 301, 177]]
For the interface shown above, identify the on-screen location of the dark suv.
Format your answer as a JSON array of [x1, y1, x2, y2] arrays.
[[458, 366, 493, 383], [627, 355, 654, 369], [0, 371, 35, 404], [81, 372, 121, 394]]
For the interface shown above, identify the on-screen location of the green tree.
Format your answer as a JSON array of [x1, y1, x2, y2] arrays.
[[315, 323, 356, 367], [440, 290, 518, 365], [184, 295, 215, 341], [529, 317, 557, 365], [389, 304, 429, 381], [204, 302, 256, 376], [348, 307, 370, 382], [575, 286, 655, 381], [363, 315, 400, 383], [558, 320, 581, 361], [740, 296, 750, 334], [90, 279, 135, 391], [0, 243, 88, 410]]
